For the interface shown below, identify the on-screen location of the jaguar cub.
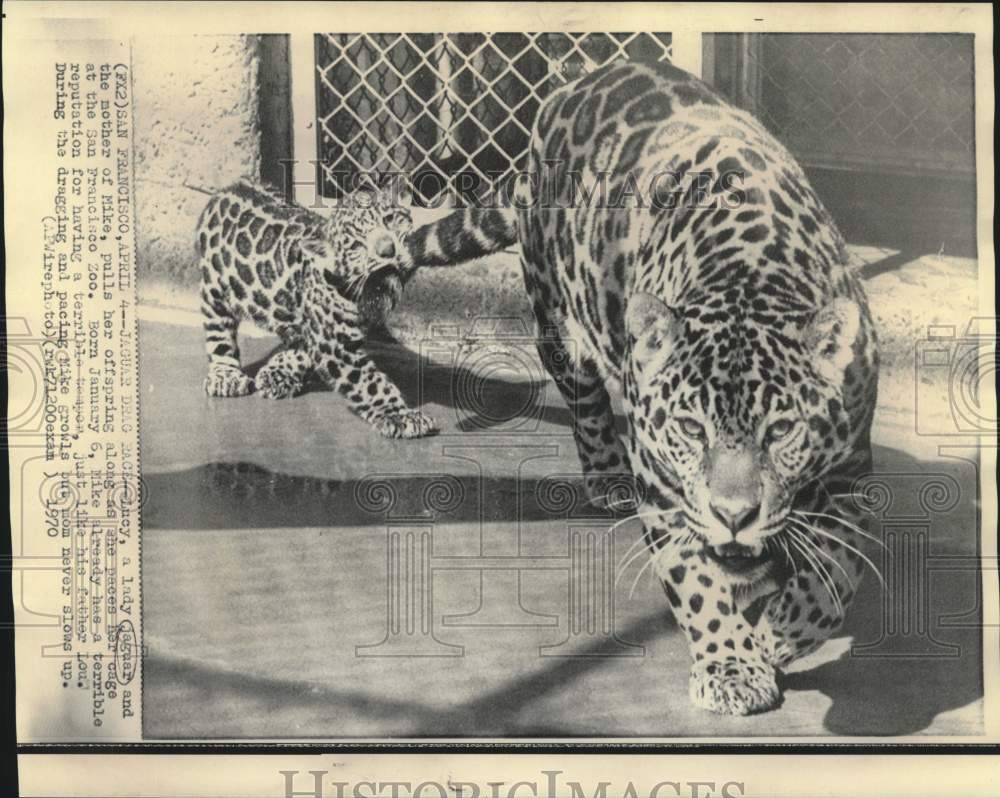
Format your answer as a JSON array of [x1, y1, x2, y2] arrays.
[[197, 181, 436, 438], [405, 60, 880, 714]]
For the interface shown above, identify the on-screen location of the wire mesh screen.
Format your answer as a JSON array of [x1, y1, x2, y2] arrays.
[[315, 33, 673, 204], [720, 33, 975, 175]]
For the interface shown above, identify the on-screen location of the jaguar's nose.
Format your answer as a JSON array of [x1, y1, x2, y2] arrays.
[[373, 235, 396, 260], [710, 503, 760, 534]]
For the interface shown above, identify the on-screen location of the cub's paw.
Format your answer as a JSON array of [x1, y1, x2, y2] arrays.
[[689, 657, 781, 716], [204, 365, 254, 398], [372, 409, 439, 439], [255, 364, 304, 400]]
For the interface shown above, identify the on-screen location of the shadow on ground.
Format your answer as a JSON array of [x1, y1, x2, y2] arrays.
[[243, 331, 614, 435], [784, 575, 983, 736], [144, 611, 676, 738], [141, 454, 983, 737]]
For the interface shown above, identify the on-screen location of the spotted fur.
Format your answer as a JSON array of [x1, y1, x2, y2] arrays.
[[197, 181, 437, 438], [405, 60, 880, 714]]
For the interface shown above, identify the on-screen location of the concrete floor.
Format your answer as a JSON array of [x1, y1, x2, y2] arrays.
[[138, 303, 984, 739]]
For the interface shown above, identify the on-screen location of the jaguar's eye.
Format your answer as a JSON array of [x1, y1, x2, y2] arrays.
[[678, 417, 707, 441], [766, 419, 795, 443]]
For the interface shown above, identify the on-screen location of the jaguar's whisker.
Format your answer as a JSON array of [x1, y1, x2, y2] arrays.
[[790, 517, 886, 590], [628, 552, 659, 601], [777, 534, 799, 579], [786, 521, 855, 595], [606, 507, 682, 542], [787, 533, 842, 617], [793, 509, 887, 550], [787, 528, 843, 616], [822, 492, 881, 517], [593, 492, 641, 512], [615, 538, 661, 585]]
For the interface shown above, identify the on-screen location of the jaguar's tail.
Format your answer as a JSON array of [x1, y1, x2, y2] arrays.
[[403, 205, 519, 268]]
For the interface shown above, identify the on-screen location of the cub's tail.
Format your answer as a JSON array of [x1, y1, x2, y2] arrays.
[[404, 205, 519, 268]]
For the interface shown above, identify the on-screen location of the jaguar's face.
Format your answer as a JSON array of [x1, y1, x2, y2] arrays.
[[322, 187, 415, 326], [331, 186, 414, 276], [624, 291, 862, 575]]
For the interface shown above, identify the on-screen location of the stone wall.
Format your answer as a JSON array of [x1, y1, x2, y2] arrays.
[[132, 35, 263, 284]]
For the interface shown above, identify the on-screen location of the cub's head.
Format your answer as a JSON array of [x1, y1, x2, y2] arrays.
[[624, 290, 868, 577], [310, 185, 414, 327]]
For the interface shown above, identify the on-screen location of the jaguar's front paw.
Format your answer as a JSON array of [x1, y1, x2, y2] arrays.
[[255, 363, 304, 399], [689, 657, 781, 716], [373, 409, 439, 439], [204, 364, 254, 397]]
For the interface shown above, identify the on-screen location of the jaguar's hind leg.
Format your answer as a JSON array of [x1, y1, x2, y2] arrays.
[[255, 346, 312, 399], [201, 284, 254, 397]]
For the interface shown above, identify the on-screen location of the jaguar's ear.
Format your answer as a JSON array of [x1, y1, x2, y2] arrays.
[[625, 292, 682, 371], [387, 182, 413, 208], [805, 297, 862, 385], [300, 236, 330, 260]]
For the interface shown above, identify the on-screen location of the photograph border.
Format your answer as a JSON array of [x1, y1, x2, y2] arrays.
[[4, 1, 998, 794]]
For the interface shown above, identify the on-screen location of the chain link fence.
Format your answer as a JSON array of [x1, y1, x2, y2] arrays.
[[312, 32, 973, 207], [314, 33, 672, 205]]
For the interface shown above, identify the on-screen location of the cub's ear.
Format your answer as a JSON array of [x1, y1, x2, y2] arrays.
[[625, 292, 681, 371], [805, 297, 861, 384], [300, 236, 330, 260], [387, 182, 413, 208]]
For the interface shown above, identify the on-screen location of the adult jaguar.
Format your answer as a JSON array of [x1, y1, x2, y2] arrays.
[[404, 59, 880, 714]]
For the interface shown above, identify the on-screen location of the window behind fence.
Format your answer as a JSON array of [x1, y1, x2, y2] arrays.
[[710, 33, 975, 176]]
